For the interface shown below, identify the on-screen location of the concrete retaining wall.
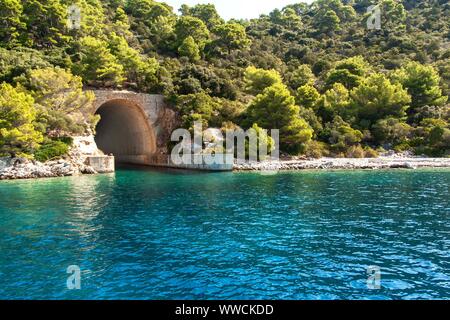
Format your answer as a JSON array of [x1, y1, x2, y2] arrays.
[[118, 154, 234, 171], [86, 156, 115, 173]]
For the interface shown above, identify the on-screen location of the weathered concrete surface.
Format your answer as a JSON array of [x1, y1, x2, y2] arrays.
[[92, 90, 179, 167], [92, 90, 178, 160], [86, 156, 115, 173], [148, 154, 234, 171]]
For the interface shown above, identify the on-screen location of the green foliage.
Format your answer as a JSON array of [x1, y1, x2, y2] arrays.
[[178, 36, 200, 62], [392, 61, 448, 117], [214, 99, 245, 126], [176, 91, 220, 129], [324, 116, 363, 155], [245, 123, 276, 161], [346, 145, 365, 158], [320, 83, 351, 121], [312, 0, 356, 36], [299, 107, 323, 139], [372, 118, 413, 147], [286, 64, 316, 90], [180, 3, 223, 30], [176, 64, 237, 99], [314, 0, 356, 21], [350, 73, 411, 127], [0, 47, 52, 83], [125, 0, 176, 50], [304, 140, 330, 158], [70, 0, 108, 38], [0, 83, 43, 156], [108, 33, 159, 91], [73, 36, 125, 86], [314, 9, 340, 35], [244, 66, 283, 96], [270, 8, 302, 30], [414, 118, 450, 156], [112, 7, 132, 38], [34, 138, 70, 162], [19, 67, 95, 136], [21, 0, 69, 47], [175, 16, 210, 51], [380, 0, 407, 31], [0, 0, 24, 45], [325, 56, 371, 90], [0, 0, 448, 158], [213, 23, 251, 53], [246, 83, 313, 153], [363, 146, 379, 158], [296, 84, 320, 110]]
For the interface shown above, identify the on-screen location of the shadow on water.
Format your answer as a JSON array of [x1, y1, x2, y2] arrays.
[[115, 163, 215, 176]]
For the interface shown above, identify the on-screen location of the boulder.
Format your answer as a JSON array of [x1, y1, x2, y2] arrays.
[[80, 165, 97, 175]]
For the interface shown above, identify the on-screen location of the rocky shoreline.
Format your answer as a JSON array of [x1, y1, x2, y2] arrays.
[[234, 157, 450, 172], [2, 153, 450, 180], [0, 136, 114, 181], [0, 157, 98, 180]]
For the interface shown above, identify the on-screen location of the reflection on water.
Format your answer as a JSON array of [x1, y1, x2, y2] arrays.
[[0, 168, 449, 299]]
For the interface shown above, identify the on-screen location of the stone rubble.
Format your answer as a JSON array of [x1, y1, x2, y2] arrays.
[[0, 135, 105, 181], [234, 157, 450, 172], [0, 156, 98, 180]]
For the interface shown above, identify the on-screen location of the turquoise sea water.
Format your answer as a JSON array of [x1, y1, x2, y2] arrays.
[[0, 168, 449, 300]]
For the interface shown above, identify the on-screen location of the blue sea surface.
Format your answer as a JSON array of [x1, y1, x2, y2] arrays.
[[0, 168, 449, 300]]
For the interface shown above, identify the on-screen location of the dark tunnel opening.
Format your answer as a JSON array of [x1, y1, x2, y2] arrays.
[[94, 100, 156, 164]]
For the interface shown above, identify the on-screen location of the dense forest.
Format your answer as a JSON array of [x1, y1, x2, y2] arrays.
[[0, 0, 449, 160]]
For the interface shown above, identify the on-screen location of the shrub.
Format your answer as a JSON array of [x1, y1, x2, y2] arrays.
[[346, 145, 365, 158], [34, 139, 71, 162], [325, 116, 363, 153], [0, 83, 43, 157], [394, 141, 412, 152], [57, 137, 74, 145], [364, 147, 379, 158], [305, 141, 329, 158], [372, 118, 412, 146]]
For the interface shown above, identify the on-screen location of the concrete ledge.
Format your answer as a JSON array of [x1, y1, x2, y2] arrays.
[[86, 156, 115, 173], [117, 154, 234, 171], [159, 154, 234, 171]]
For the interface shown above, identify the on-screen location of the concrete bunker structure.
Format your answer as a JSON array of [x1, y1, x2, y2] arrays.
[[92, 90, 177, 166], [92, 90, 233, 171], [95, 99, 157, 164]]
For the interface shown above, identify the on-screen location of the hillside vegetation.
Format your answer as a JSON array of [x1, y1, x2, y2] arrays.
[[0, 0, 449, 159]]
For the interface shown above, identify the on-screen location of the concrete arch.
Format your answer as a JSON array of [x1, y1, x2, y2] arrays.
[[90, 90, 232, 171], [91, 90, 179, 166], [94, 99, 157, 164]]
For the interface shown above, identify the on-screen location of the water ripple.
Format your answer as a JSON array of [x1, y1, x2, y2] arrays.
[[0, 169, 449, 299]]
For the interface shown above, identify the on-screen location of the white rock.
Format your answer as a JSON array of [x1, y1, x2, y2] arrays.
[[71, 135, 103, 156]]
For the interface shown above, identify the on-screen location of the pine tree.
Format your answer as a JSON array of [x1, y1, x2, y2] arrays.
[[246, 83, 313, 153], [0, 83, 43, 157], [178, 36, 201, 62]]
